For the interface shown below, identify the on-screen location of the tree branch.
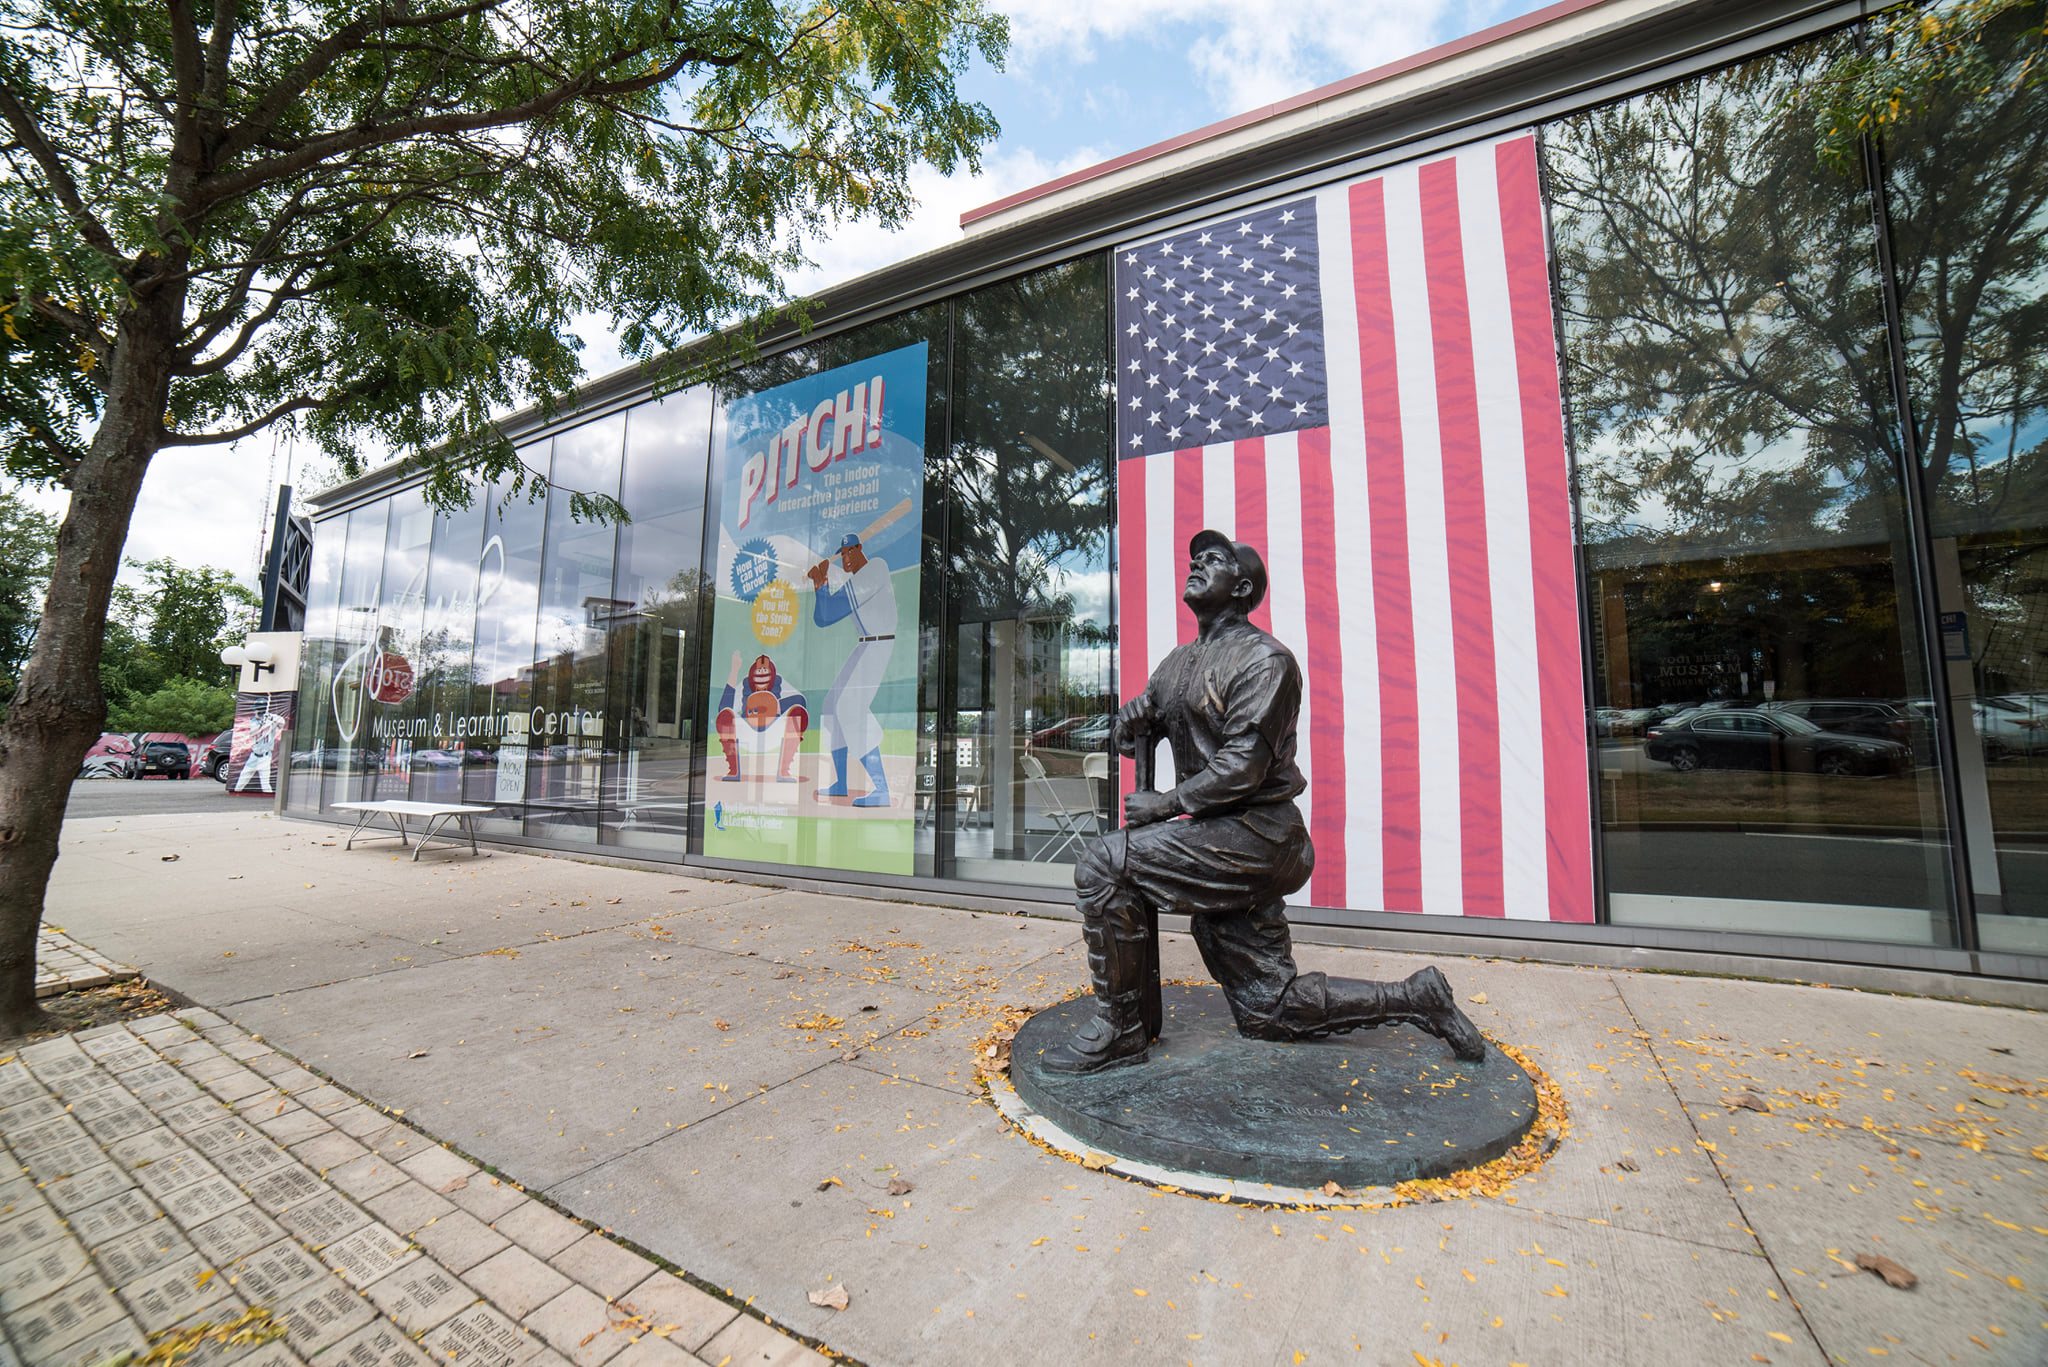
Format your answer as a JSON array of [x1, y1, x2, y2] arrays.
[[160, 395, 325, 447], [0, 82, 127, 265]]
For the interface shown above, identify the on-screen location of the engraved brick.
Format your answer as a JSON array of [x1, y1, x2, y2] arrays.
[[0, 1092, 70, 1130], [421, 1302, 546, 1367], [222, 1238, 327, 1304], [246, 1163, 324, 1213], [273, 1279, 374, 1357], [364, 1256, 476, 1334], [133, 1147, 224, 1200], [4, 1271, 123, 1359], [159, 1096, 232, 1133], [121, 1252, 235, 1330], [603, 1337, 698, 1367], [0, 1236, 90, 1313], [42, 1163, 135, 1216], [161, 1174, 252, 1228], [275, 1191, 370, 1248], [0, 1060, 47, 1106], [188, 1119, 265, 1157], [256, 1109, 329, 1146], [110, 1126, 186, 1167], [96, 1219, 196, 1283], [213, 1141, 297, 1186], [20, 1134, 103, 1183], [322, 1316, 434, 1367], [92, 1046, 157, 1075], [320, 1221, 417, 1287], [69, 1090, 156, 1144], [66, 1190, 160, 1246], [25, 1315, 146, 1367], [189, 1205, 286, 1264], [0, 1202, 67, 1262], [205, 1071, 273, 1105]]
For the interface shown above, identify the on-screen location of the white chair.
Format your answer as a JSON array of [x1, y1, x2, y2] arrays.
[[1020, 748, 1103, 862]]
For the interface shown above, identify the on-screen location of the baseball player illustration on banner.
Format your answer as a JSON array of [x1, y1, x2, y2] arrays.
[[716, 651, 808, 782], [807, 531, 895, 807], [703, 338, 929, 874]]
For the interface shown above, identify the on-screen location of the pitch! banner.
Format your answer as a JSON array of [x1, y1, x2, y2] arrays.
[[1113, 133, 1593, 923], [705, 341, 928, 873]]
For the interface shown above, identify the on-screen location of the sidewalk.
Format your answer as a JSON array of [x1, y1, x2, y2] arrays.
[[22, 808, 2048, 1365], [3, 1004, 823, 1367]]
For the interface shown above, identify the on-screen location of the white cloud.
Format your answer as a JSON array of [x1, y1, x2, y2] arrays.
[[999, 0, 1507, 115]]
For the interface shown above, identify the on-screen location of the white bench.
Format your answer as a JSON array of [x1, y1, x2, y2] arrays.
[[331, 801, 494, 861]]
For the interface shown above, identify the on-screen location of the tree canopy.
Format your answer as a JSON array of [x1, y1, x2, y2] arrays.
[[1, 0, 1008, 511]]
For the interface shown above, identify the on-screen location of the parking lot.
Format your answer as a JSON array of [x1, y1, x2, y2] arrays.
[[64, 775, 261, 818]]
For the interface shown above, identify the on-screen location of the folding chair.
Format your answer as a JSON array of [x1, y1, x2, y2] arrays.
[[1019, 748, 1102, 862]]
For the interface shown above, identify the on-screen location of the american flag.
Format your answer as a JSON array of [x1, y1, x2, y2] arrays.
[[1114, 133, 1593, 923]]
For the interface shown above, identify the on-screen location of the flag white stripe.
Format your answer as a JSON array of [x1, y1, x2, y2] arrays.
[[1144, 452, 1181, 789], [1382, 165, 1463, 917], [1262, 431, 1313, 904], [1458, 147, 1548, 921], [1317, 181, 1381, 912]]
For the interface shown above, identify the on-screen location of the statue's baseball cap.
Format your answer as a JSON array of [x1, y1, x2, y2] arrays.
[[1189, 529, 1268, 610]]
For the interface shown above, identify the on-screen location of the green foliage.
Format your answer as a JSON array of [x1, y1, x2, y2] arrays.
[[106, 675, 236, 734], [0, 490, 57, 707], [0, 0, 1008, 504], [1792, 0, 2048, 170], [100, 558, 257, 709]]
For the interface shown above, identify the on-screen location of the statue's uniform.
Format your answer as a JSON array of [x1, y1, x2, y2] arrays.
[[1077, 615, 1458, 1047]]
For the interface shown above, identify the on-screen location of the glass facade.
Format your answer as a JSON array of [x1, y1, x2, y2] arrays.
[[284, 6, 2048, 975]]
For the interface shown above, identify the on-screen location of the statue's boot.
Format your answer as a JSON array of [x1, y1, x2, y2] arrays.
[[1043, 920, 1150, 1074], [1274, 966, 1487, 1062]]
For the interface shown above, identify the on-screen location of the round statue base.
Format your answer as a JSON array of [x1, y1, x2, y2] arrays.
[[1008, 985, 1537, 1189]]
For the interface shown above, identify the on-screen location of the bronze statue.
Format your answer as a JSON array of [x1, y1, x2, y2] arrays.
[[1046, 530, 1487, 1074]]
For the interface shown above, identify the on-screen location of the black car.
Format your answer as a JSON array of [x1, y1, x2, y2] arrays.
[[1760, 698, 1918, 745], [134, 739, 193, 779], [1643, 708, 1910, 777], [201, 729, 233, 780]]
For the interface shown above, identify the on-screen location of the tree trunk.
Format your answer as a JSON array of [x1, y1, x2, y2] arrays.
[[0, 288, 182, 1038]]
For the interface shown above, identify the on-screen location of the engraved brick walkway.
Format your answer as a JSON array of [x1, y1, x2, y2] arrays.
[[1, 1007, 825, 1367], [35, 929, 137, 1000]]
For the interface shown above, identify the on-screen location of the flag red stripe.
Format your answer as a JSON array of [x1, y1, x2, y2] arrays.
[[1117, 453, 1149, 805], [1173, 447, 1204, 647], [1351, 177, 1422, 912], [1497, 136, 1593, 922], [1296, 427, 1347, 907], [1418, 159, 1505, 918], [1236, 438, 1272, 633]]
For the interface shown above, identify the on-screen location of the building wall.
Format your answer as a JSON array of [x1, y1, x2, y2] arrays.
[[288, 5, 2048, 978]]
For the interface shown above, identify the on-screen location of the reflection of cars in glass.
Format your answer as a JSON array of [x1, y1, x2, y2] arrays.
[[409, 748, 466, 769], [202, 729, 233, 780], [1029, 714, 1112, 750], [1903, 696, 2048, 759], [288, 748, 385, 773], [1644, 708, 1909, 776], [1761, 699, 1918, 746], [134, 740, 193, 779]]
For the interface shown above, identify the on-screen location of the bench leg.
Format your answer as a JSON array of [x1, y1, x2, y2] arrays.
[[343, 809, 379, 851], [385, 811, 410, 848], [413, 813, 451, 861], [464, 816, 478, 856]]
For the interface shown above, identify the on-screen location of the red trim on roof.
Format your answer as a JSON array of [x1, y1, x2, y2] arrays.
[[959, 0, 1610, 228]]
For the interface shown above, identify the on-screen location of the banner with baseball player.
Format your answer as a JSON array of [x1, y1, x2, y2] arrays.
[[704, 341, 928, 873]]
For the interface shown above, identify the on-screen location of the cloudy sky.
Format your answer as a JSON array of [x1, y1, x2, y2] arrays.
[[9, 0, 1542, 591]]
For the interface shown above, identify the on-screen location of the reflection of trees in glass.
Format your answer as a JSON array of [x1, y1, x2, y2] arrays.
[[1878, 3, 2048, 536], [1546, 31, 1910, 563]]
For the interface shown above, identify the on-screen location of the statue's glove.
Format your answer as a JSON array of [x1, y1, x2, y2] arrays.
[[1123, 789, 1178, 827]]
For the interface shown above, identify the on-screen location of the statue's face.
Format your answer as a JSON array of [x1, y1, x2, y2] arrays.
[[1183, 543, 1248, 614]]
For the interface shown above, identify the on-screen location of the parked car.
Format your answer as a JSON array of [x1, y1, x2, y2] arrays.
[[201, 729, 233, 780], [134, 739, 193, 779], [1643, 707, 1910, 776]]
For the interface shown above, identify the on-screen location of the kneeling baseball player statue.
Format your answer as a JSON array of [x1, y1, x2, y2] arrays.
[[1048, 530, 1487, 1074]]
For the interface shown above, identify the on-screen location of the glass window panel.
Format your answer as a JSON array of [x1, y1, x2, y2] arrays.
[[708, 307, 948, 875], [366, 489, 432, 800], [1884, 3, 2048, 958], [285, 514, 347, 812], [602, 388, 713, 851], [942, 258, 1115, 886], [1546, 29, 1957, 945], [323, 502, 389, 809], [409, 495, 487, 805], [524, 417, 625, 842], [463, 445, 550, 834]]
